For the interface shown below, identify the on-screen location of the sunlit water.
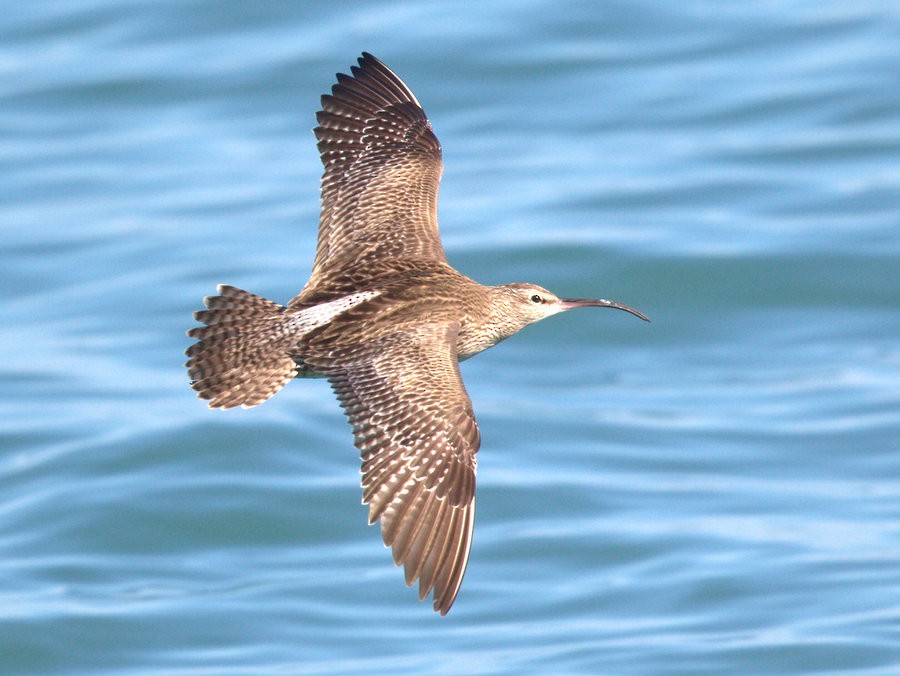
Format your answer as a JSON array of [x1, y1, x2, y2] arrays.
[[1, 2, 898, 673]]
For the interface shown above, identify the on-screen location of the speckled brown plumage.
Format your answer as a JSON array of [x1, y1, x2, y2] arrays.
[[186, 52, 648, 615], [303, 52, 447, 296]]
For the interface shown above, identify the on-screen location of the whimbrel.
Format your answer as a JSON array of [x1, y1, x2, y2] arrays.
[[186, 52, 648, 615]]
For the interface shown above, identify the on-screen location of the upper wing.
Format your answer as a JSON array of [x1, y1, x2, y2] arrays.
[[310, 322, 478, 615], [303, 53, 447, 295]]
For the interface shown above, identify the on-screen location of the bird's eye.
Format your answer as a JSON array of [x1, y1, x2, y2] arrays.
[[530, 294, 542, 304]]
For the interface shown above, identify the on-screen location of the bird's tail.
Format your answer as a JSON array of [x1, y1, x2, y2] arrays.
[[185, 285, 298, 409]]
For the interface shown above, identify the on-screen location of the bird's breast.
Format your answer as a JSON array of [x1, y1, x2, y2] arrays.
[[456, 322, 507, 361]]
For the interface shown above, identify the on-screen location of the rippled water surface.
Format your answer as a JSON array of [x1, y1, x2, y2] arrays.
[[2, 1, 899, 673]]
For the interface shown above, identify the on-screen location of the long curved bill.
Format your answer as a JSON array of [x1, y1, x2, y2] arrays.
[[559, 298, 650, 322]]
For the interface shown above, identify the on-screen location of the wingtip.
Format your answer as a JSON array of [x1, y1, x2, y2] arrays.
[[359, 51, 378, 64]]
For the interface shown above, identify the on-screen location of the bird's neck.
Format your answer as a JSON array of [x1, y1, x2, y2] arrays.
[[456, 286, 524, 360]]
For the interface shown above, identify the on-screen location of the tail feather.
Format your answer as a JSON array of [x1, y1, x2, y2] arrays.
[[186, 285, 298, 409]]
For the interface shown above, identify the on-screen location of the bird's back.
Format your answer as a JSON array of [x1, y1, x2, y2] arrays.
[[290, 258, 492, 356]]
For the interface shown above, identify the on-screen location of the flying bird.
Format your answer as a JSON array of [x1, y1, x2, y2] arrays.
[[186, 52, 648, 614]]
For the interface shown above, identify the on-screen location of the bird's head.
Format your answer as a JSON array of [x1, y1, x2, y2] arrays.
[[495, 282, 649, 334]]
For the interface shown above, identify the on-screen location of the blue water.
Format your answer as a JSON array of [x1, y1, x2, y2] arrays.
[[2, 1, 899, 673]]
